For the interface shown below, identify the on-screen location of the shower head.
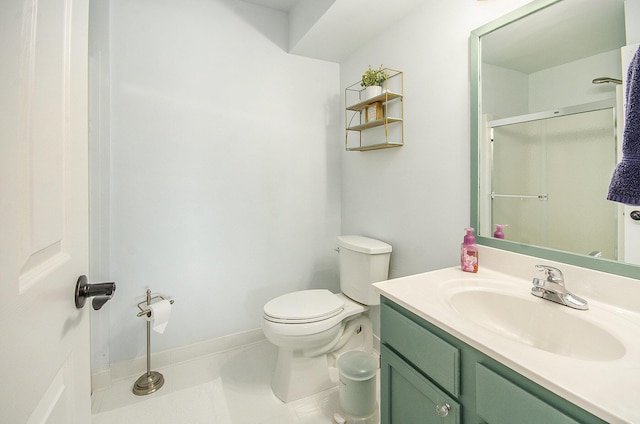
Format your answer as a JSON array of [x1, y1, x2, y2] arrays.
[[592, 77, 622, 85]]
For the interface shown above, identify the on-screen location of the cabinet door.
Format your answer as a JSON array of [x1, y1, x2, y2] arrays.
[[381, 345, 460, 424], [381, 303, 460, 396], [476, 364, 582, 424]]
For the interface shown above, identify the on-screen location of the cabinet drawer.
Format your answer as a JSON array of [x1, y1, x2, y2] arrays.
[[381, 303, 460, 396], [381, 345, 460, 424], [476, 364, 580, 424]]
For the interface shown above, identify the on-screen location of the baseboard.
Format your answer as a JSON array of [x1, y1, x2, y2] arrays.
[[91, 328, 265, 392]]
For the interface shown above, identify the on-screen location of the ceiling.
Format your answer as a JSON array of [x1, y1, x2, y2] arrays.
[[242, 0, 627, 67], [482, 0, 626, 74], [242, 0, 300, 13], [241, 0, 426, 62]]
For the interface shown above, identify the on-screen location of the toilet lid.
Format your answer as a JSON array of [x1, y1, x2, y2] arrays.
[[264, 289, 345, 323]]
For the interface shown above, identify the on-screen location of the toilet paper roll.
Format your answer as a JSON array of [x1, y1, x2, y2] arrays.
[[146, 299, 172, 334]]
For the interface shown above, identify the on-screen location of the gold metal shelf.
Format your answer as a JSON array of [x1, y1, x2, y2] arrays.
[[345, 68, 404, 152], [346, 142, 403, 152], [347, 117, 403, 131], [346, 92, 403, 112]]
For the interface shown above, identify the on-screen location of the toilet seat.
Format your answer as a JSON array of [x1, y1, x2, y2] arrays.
[[264, 289, 345, 324], [263, 292, 367, 340]]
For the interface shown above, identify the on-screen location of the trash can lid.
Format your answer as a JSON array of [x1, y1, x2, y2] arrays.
[[338, 351, 377, 381]]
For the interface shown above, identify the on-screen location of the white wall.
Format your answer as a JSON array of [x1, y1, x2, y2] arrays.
[[339, 0, 531, 279], [91, 0, 552, 370], [94, 0, 341, 366], [482, 50, 621, 118], [482, 63, 529, 119], [626, 0, 640, 45], [88, 0, 112, 374], [529, 50, 621, 112], [338, 0, 531, 332]]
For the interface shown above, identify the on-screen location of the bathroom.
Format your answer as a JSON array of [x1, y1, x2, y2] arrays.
[[85, 0, 498, 419], [2, 0, 639, 422], [88, 0, 494, 404]]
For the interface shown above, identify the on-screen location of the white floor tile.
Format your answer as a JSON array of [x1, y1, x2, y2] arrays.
[[92, 381, 217, 424], [92, 341, 378, 424]]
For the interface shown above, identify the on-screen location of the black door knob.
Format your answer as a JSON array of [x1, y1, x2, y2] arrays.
[[75, 275, 116, 310]]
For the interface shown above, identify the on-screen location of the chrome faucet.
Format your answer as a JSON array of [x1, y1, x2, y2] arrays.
[[531, 265, 588, 310]]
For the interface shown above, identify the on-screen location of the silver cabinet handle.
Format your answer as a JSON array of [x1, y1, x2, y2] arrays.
[[435, 403, 450, 417]]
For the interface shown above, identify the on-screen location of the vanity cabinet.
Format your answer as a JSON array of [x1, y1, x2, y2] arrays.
[[344, 69, 404, 151], [380, 297, 607, 424], [381, 345, 460, 423]]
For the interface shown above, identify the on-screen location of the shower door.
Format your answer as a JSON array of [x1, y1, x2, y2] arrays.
[[491, 107, 617, 259]]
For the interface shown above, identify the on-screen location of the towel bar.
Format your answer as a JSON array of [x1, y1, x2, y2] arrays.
[[491, 192, 548, 200]]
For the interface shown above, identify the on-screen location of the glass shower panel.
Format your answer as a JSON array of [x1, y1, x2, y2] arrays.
[[492, 120, 546, 246], [544, 109, 616, 258], [491, 108, 616, 259]]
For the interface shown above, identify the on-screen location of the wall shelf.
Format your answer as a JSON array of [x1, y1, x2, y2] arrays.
[[347, 117, 403, 131], [345, 69, 404, 151], [347, 142, 404, 152], [346, 92, 403, 112]]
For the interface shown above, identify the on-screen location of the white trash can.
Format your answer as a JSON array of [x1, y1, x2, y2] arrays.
[[337, 351, 378, 422]]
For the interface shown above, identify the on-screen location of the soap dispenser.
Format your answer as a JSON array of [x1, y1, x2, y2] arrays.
[[461, 227, 478, 273], [493, 224, 507, 239]]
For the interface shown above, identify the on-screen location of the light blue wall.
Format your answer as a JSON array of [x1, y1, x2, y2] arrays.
[[90, 0, 536, 370], [338, 0, 531, 333], [91, 0, 341, 367], [339, 0, 531, 279]]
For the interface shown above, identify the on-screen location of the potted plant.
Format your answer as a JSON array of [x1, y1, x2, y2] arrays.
[[361, 64, 389, 100]]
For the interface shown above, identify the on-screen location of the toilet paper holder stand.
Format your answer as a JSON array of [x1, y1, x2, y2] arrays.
[[135, 290, 174, 317], [132, 289, 174, 396]]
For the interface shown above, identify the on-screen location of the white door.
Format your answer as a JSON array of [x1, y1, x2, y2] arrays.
[[0, 0, 91, 423]]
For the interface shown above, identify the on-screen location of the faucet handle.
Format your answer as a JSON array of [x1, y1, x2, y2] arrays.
[[535, 265, 564, 285]]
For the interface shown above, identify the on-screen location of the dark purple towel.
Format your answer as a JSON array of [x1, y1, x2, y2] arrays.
[[608, 45, 640, 205]]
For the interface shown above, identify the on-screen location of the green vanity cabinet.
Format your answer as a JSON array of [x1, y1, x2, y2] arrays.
[[381, 345, 461, 423], [380, 297, 607, 424]]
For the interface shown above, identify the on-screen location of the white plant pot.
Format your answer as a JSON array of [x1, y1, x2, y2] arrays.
[[363, 85, 382, 101]]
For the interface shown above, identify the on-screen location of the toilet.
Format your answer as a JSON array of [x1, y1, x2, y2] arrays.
[[262, 235, 392, 402]]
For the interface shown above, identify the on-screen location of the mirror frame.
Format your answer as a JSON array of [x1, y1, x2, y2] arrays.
[[470, 0, 640, 279]]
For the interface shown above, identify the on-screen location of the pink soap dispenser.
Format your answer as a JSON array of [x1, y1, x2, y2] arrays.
[[494, 224, 507, 239], [461, 227, 478, 273]]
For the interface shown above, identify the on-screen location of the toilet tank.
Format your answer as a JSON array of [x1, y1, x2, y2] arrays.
[[337, 236, 392, 306]]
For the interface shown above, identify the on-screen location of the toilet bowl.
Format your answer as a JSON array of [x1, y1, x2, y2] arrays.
[[263, 291, 370, 402], [263, 291, 366, 350], [262, 236, 392, 403]]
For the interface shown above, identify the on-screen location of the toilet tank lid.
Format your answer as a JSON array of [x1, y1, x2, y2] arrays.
[[337, 235, 392, 254]]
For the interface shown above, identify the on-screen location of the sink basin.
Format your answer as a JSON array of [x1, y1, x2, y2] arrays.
[[448, 288, 626, 361]]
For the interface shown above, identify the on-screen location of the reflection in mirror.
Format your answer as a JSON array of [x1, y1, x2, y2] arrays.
[[471, 0, 640, 278], [489, 104, 617, 258]]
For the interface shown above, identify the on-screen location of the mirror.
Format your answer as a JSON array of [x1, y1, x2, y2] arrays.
[[470, 0, 640, 278]]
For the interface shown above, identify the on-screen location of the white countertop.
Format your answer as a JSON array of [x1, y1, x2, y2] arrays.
[[374, 247, 640, 424]]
